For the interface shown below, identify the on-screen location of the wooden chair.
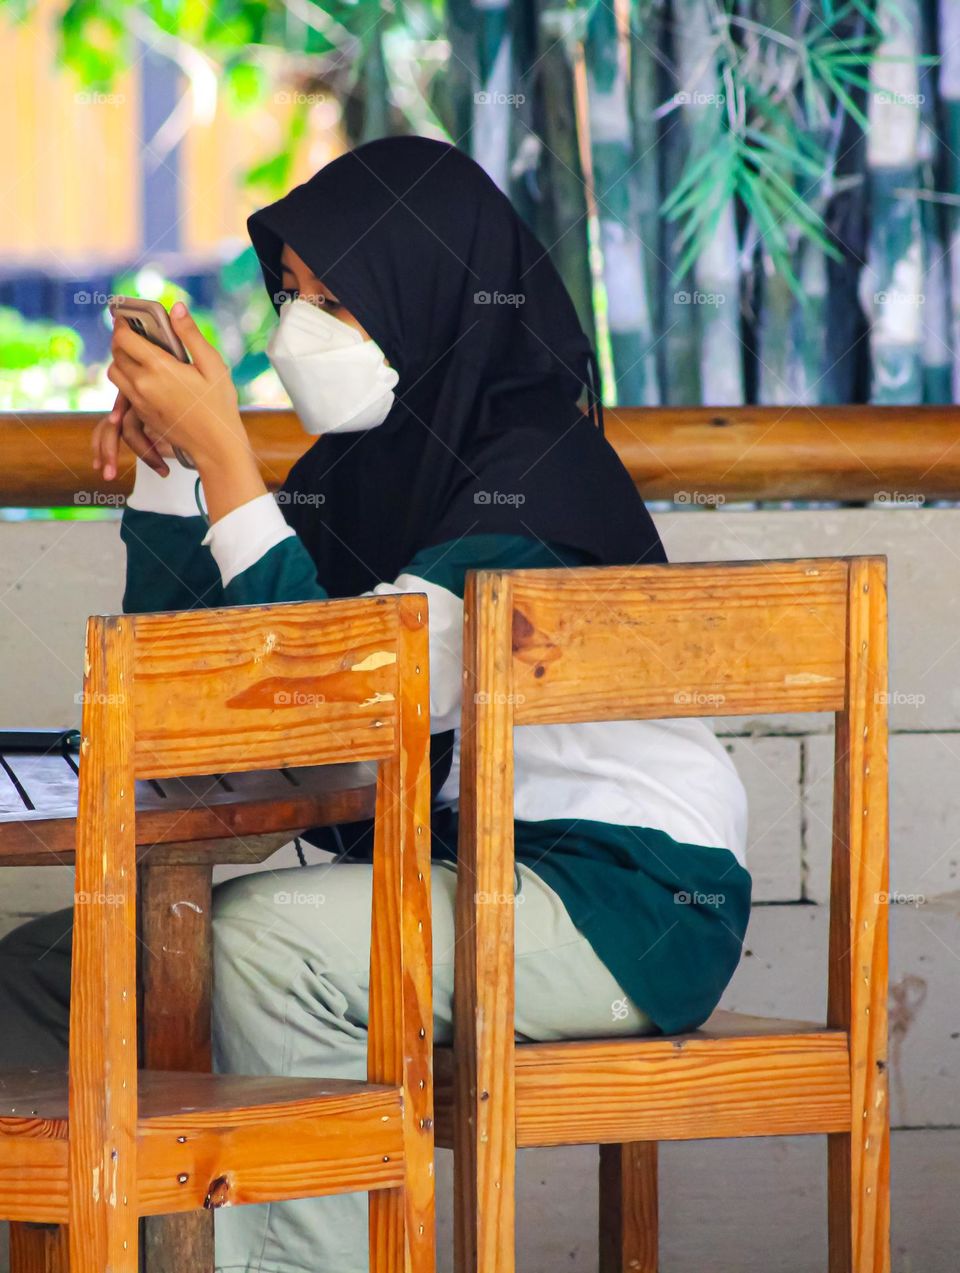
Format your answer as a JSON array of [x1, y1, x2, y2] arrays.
[[0, 595, 434, 1273], [435, 557, 889, 1273]]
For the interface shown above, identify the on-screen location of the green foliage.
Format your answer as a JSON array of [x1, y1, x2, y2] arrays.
[[0, 308, 92, 410], [659, 0, 931, 301]]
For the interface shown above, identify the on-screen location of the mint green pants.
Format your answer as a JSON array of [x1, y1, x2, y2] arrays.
[[212, 856, 655, 1272], [0, 857, 655, 1273]]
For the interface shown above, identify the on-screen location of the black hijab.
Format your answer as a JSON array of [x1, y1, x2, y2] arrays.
[[247, 135, 666, 599]]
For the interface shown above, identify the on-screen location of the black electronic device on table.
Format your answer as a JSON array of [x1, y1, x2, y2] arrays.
[[0, 729, 81, 754]]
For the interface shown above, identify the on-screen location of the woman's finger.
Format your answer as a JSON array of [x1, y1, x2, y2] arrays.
[[112, 318, 162, 366], [142, 423, 176, 459], [106, 361, 141, 409], [92, 413, 123, 481], [121, 409, 169, 476], [112, 347, 146, 379], [169, 302, 222, 378], [108, 391, 129, 426]]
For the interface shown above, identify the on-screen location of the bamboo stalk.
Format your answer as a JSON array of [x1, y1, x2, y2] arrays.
[[918, 10, 951, 406], [470, 0, 513, 191], [671, 0, 743, 404], [864, 0, 924, 403], [936, 0, 960, 401], [630, 0, 666, 402], [755, 0, 830, 405], [581, 0, 659, 404], [532, 0, 596, 345], [657, 2, 701, 404]]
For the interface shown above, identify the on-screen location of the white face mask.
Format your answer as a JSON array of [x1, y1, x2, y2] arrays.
[[266, 297, 399, 435]]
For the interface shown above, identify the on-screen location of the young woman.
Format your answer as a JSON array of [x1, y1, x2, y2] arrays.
[[0, 136, 750, 1273]]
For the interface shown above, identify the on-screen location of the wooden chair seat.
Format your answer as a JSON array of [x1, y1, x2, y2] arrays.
[[435, 1011, 849, 1150], [0, 1068, 405, 1225]]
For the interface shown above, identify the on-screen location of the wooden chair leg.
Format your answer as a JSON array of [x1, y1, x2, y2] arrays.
[[599, 1142, 658, 1273], [827, 1126, 890, 1273], [369, 1188, 404, 1273], [9, 1223, 68, 1273]]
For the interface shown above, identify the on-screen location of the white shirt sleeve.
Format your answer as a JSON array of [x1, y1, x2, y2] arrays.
[[126, 457, 207, 518], [202, 493, 296, 588]]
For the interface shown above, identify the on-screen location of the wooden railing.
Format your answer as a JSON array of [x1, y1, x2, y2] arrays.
[[2, 406, 958, 505]]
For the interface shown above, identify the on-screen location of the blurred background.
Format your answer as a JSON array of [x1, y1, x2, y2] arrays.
[[1, 0, 956, 417]]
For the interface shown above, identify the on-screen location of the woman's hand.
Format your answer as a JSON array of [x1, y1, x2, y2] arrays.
[[92, 393, 174, 481], [106, 302, 249, 473], [103, 302, 268, 522]]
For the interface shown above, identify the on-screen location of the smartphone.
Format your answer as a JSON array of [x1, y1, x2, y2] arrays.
[[107, 296, 196, 469]]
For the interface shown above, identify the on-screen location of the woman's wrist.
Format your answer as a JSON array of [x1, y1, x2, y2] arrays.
[[127, 455, 203, 517], [196, 445, 268, 526]]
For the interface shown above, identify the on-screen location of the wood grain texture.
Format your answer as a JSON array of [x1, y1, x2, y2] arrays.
[[139, 862, 214, 1271], [139, 864, 212, 1072], [507, 558, 850, 726], [368, 594, 434, 1273], [598, 1143, 658, 1273], [452, 572, 519, 1273], [131, 599, 401, 778], [0, 1139, 68, 1223], [828, 557, 891, 1273], [510, 1032, 851, 1145], [67, 615, 139, 1272], [8, 1223, 68, 1272], [137, 1079, 404, 1213], [9, 406, 960, 504]]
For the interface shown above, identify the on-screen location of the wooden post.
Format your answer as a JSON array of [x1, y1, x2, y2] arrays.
[[599, 1142, 659, 1273], [139, 862, 216, 1273]]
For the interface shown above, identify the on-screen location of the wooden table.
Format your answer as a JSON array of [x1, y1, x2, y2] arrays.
[[0, 747, 378, 1273]]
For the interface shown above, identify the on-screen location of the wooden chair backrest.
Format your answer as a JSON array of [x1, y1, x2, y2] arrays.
[[69, 597, 432, 1264], [454, 557, 888, 1263]]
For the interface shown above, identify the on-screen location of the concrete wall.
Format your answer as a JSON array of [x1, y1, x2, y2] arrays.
[[0, 507, 957, 1270]]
